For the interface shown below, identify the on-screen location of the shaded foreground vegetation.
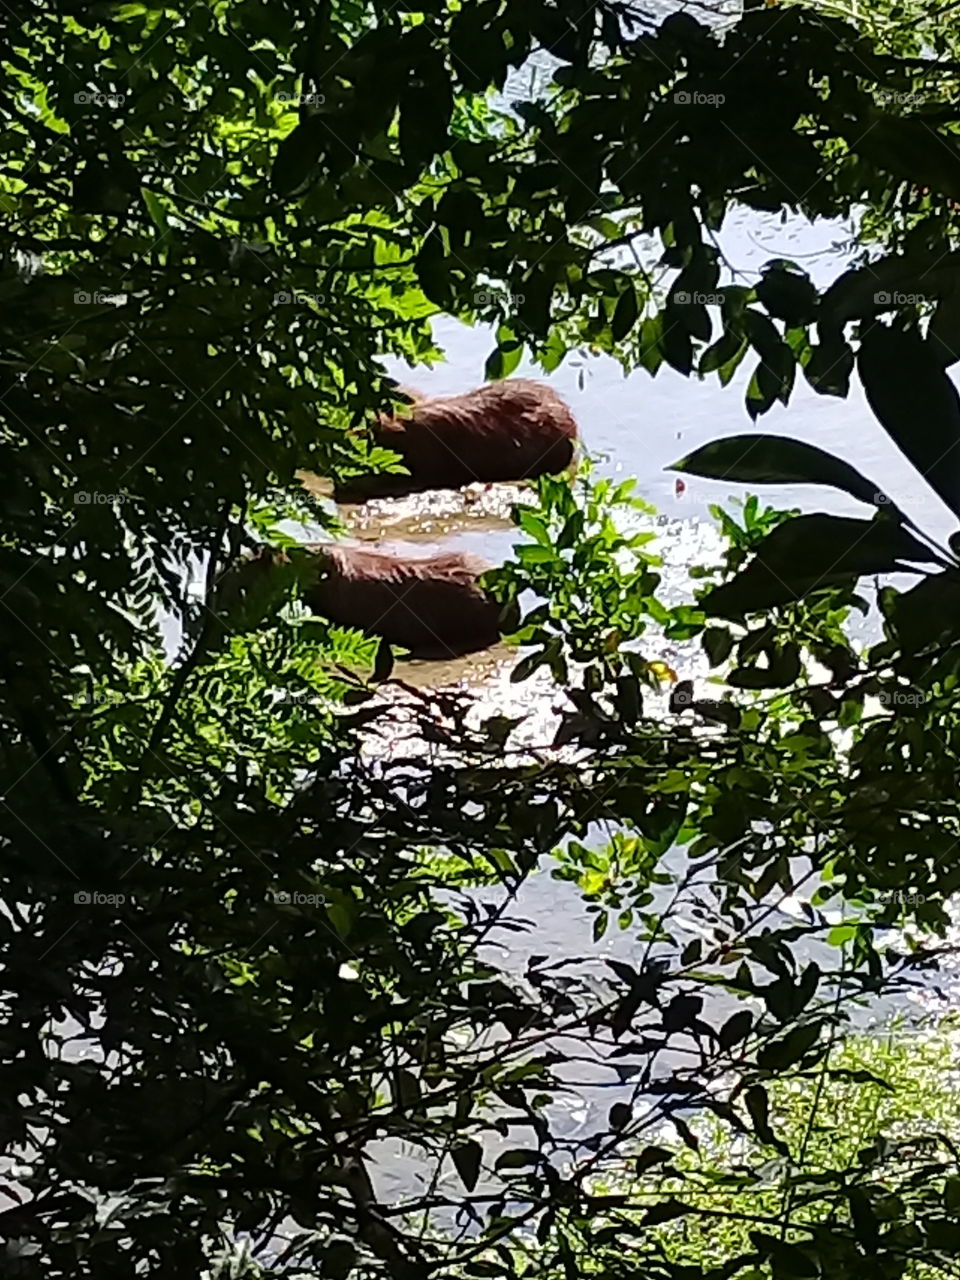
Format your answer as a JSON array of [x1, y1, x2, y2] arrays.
[[6, 0, 960, 1276]]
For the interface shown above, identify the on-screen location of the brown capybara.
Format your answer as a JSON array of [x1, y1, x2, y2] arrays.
[[334, 379, 579, 501], [303, 544, 503, 658]]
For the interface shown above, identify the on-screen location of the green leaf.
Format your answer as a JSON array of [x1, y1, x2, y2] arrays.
[[485, 342, 524, 380], [746, 347, 795, 418], [828, 925, 858, 947], [516, 509, 552, 546], [510, 651, 545, 683], [859, 321, 960, 520], [744, 365, 775, 419], [140, 187, 170, 236], [326, 899, 354, 939], [516, 545, 558, 565], [638, 314, 664, 374], [699, 328, 747, 376]]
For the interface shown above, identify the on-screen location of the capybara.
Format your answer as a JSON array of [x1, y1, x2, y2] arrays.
[[303, 544, 503, 658], [334, 379, 579, 501]]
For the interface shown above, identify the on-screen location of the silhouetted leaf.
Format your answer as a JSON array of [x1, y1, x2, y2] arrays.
[[612, 284, 639, 342], [755, 265, 818, 326], [495, 1149, 539, 1171], [663, 993, 703, 1032], [322, 1240, 357, 1280], [635, 1145, 674, 1173], [718, 1009, 753, 1050], [890, 572, 960, 652], [452, 1140, 483, 1192], [642, 1199, 691, 1226], [672, 434, 888, 509], [271, 117, 326, 195], [859, 321, 960, 519], [373, 640, 394, 682], [702, 513, 938, 619], [803, 338, 854, 396], [609, 1102, 631, 1130], [757, 1022, 822, 1071], [745, 1085, 789, 1156]]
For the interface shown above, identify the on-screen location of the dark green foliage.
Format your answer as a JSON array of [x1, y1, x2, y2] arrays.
[[5, 1, 960, 1277]]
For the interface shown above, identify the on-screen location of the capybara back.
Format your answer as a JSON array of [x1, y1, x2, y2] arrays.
[[304, 544, 502, 658], [335, 379, 578, 501]]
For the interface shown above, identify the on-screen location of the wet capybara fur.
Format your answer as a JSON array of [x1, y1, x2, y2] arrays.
[[304, 544, 503, 659], [334, 379, 578, 501]]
